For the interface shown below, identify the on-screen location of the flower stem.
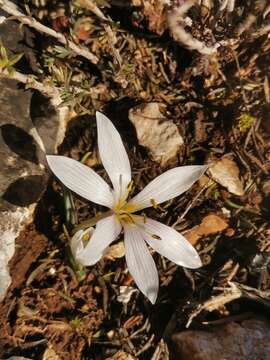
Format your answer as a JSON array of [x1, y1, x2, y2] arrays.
[[73, 210, 113, 232]]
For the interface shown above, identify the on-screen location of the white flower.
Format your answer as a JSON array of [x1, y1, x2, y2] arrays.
[[47, 112, 206, 303]]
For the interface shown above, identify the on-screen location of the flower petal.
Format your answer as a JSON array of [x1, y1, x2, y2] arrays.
[[47, 155, 114, 208], [128, 165, 207, 211], [141, 218, 202, 269], [70, 227, 94, 260], [77, 215, 122, 266], [124, 225, 159, 304], [96, 112, 131, 203]]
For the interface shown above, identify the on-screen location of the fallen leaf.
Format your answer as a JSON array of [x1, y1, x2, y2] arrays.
[[52, 16, 69, 33], [208, 156, 244, 196], [43, 347, 60, 360], [129, 103, 184, 167], [185, 214, 229, 245], [104, 241, 125, 261], [143, 0, 168, 35], [117, 286, 137, 304]]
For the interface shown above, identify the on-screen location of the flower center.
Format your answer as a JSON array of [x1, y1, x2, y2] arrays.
[[113, 201, 139, 225]]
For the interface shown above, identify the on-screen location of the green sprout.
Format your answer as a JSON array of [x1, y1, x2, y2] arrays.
[[0, 42, 24, 75]]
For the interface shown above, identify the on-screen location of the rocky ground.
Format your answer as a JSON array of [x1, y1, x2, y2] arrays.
[[0, 1, 270, 359]]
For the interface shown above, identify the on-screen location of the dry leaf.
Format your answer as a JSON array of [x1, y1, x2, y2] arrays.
[[208, 156, 244, 196], [104, 241, 125, 261], [43, 347, 60, 360], [185, 214, 229, 245], [143, 0, 168, 35], [117, 286, 137, 304]]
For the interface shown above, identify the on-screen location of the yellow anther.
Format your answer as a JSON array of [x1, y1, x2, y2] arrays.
[[121, 203, 138, 214], [82, 233, 90, 242], [150, 198, 166, 212], [118, 212, 136, 225], [142, 213, 147, 224], [127, 180, 134, 193], [150, 198, 158, 209]]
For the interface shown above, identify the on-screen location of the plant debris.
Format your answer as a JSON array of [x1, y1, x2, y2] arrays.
[[185, 214, 229, 245]]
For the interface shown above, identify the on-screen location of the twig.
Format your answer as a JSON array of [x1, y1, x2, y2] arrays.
[[150, 339, 169, 360], [75, 0, 107, 21], [202, 312, 253, 326], [172, 180, 210, 228], [219, 0, 235, 12], [135, 334, 155, 357], [167, 0, 217, 55], [0, 67, 55, 95], [0, 0, 98, 64], [186, 282, 242, 328]]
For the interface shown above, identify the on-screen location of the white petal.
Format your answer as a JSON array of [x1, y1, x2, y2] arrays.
[[47, 155, 114, 208], [128, 165, 207, 210], [96, 112, 131, 203], [124, 225, 159, 304], [77, 215, 122, 266], [70, 228, 94, 260], [141, 218, 202, 269]]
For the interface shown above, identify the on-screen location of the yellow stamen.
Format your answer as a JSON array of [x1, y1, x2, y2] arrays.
[[127, 180, 134, 193], [150, 198, 165, 213], [73, 210, 112, 232], [150, 198, 158, 208], [82, 233, 90, 242]]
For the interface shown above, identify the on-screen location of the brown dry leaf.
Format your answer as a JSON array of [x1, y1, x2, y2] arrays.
[[208, 156, 245, 196], [143, 0, 168, 35], [129, 102, 184, 167], [42, 347, 60, 360], [185, 214, 229, 245], [104, 241, 125, 261]]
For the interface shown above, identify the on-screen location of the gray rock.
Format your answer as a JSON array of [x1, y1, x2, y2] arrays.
[[172, 318, 270, 360], [0, 20, 69, 302], [129, 103, 184, 167]]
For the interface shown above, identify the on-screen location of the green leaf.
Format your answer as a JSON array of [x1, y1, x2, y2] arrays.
[[8, 53, 24, 67]]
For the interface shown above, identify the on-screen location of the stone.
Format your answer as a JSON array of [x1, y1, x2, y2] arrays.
[[0, 20, 70, 302], [129, 103, 184, 167], [172, 318, 270, 360]]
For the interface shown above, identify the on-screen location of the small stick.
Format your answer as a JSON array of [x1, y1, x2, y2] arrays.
[[172, 180, 210, 228], [0, 67, 54, 95], [0, 0, 98, 64], [167, 0, 217, 56]]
